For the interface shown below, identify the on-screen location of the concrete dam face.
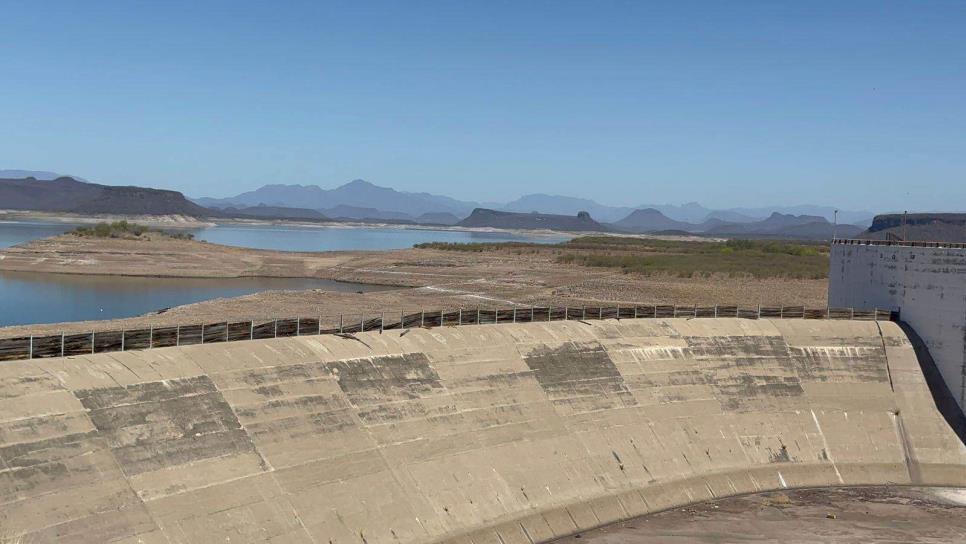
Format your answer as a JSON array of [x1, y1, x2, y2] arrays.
[[1, 319, 964, 543]]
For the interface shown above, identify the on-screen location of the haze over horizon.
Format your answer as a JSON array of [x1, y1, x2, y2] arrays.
[[2, 1, 964, 211]]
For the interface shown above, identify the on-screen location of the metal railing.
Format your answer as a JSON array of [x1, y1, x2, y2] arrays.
[[832, 239, 966, 249], [0, 304, 897, 362]]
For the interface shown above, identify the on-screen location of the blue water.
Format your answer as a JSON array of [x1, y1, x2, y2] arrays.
[[191, 223, 570, 252], [0, 220, 567, 326], [0, 271, 393, 327], [0, 221, 80, 248], [0, 221, 570, 251]]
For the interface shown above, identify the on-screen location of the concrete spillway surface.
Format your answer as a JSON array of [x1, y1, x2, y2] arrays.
[[0, 319, 964, 543]]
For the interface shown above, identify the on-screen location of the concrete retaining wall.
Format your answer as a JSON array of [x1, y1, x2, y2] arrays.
[[0, 319, 964, 543], [829, 242, 966, 415]]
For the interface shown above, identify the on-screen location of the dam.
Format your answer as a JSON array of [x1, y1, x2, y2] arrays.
[[0, 318, 964, 543], [829, 239, 966, 416]]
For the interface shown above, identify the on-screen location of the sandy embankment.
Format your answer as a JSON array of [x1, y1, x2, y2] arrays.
[[0, 209, 215, 228], [0, 233, 828, 337]]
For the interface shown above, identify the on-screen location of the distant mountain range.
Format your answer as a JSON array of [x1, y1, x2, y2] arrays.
[[459, 209, 607, 232], [194, 179, 487, 219], [2, 170, 921, 240], [194, 182, 875, 227], [0, 170, 88, 182], [0, 176, 213, 217]]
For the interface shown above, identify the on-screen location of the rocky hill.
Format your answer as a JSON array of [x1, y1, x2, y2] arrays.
[[612, 208, 697, 233], [458, 208, 608, 232], [0, 176, 215, 217], [861, 213, 966, 242]]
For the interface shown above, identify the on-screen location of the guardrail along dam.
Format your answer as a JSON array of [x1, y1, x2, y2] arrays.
[[1, 318, 964, 543]]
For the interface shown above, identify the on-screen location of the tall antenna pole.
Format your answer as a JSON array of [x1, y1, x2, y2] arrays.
[[832, 209, 838, 241]]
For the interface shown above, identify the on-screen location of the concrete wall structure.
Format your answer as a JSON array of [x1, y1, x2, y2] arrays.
[[829, 241, 966, 414], [0, 319, 964, 543]]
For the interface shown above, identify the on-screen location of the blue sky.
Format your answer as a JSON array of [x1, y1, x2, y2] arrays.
[[1, 1, 964, 211]]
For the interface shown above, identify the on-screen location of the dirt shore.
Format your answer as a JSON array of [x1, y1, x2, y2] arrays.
[[556, 486, 966, 543], [0, 234, 828, 337]]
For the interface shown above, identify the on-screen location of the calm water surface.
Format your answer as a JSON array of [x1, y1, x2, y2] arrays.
[[0, 271, 394, 327], [0, 221, 568, 327], [0, 221, 80, 248], [191, 223, 570, 251]]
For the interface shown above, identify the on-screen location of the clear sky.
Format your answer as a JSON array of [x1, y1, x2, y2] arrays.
[[2, 1, 964, 211]]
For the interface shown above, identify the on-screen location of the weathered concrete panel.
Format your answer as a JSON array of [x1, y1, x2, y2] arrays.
[[0, 319, 964, 543], [829, 242, 966, 415]]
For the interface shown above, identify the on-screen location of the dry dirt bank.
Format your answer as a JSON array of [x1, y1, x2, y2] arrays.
[[0, 235, 828, 336]]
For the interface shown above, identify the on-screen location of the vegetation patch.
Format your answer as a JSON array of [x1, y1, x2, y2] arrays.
[[71, 221, 195, 240], [415, 236, 829, 279]]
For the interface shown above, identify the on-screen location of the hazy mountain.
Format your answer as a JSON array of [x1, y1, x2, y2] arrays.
[[612, 208, 697, 233], [702, 212, 863, 239], [320, 204, 414, 222], [415, 212, 461, 225], [723, 205, 874, 226], [0, 170, 87, 181], [703, 209, 758, 223], [0, 176, 214, 217], [459, 209, 608, 232], [195, 179, 479, 218], [222, 205, 328, 221], [502, 194, 634, 223]]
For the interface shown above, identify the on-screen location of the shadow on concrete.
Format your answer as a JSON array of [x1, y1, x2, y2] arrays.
[[899, 321, 966, 445]]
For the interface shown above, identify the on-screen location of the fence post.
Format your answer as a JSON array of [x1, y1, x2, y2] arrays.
[[780, 306, 784, 319], [458, 308, 462, 326], [274, 319, 278, 338], [250, 320, 254, 340], [296, 318, 300, 336], [61, 333, 65, 357], [477, 306, 481, 324], [757, 304, 761, 319], [226, 321, 230, 341], [850, 307, 854, 320], [653, 305, 657, 318], [361, 313, 365, 332], [564, 306, 569, 320], [616, 304, 620, 320], [401, 309, 405, 330], [513, 308, 517, 323], [381, 312, 385, 333], [28, 335, 33, 359], [495, 309, 499, 324], [149, 327, 153, 349], [634, 305, 638, 319], [92, 331, 95, 354], [714, 305, 718, 318], [548, 305, 552, 322], [599, 307, 603, 320], [582, 307, 587, 320], [339, 314, 344, 333], [873, 307, 878, 322], [121, 330, 125, 351]]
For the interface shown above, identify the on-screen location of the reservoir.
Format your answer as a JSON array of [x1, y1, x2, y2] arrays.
[[0, 220, 569, 327], [0, 271, 394, 327], [0, 221, 570, 251]]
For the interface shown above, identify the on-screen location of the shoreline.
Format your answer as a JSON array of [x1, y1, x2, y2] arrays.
[[1, 209, 721, 243], [0, 229, 828, 338]]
